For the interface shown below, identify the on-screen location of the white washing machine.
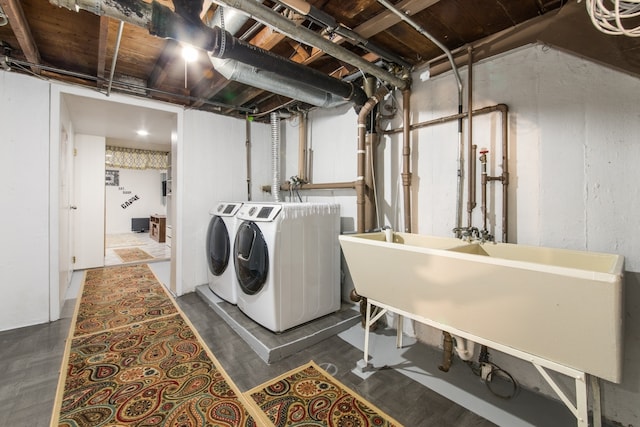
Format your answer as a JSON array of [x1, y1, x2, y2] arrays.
[[233, 202, 341, 332], [206, 201, 243, 304]]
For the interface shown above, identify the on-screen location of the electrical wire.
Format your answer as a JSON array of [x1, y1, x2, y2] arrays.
[[585, 0, 640, 37], [465, 346, 519, 400]]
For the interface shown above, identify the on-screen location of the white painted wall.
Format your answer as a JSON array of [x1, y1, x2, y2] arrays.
[[285, 44, 640, 426], [281, 106, 359, 230], [2, 42, 639, 425], [0, 72, 51, 331], [179, 110, 271, 294], [105, 168, 167, 234]]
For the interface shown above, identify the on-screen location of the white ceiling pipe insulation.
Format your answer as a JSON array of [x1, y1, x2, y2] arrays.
[[49, 0, 368, 109], [210, 0, 409, 90], [204, 0, 353, 108]]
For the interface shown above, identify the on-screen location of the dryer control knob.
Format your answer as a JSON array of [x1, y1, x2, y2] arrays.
[[249, 207, 257, 216]]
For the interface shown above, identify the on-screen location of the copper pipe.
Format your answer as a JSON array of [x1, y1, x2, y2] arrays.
[[298, 111, 308, 182], [402, 88, 412, 233], [246, 115, 252, 200], [365, 133, 378, 231], [468, 143, 477, 228], [466, 47, 475, 228], [382, 104, 502, 135], [357, 88, 386, 233], [497, 104, 509, 242], [439, 332, 454, 372], [261, 181, 356, 193], [479, 148, 488, 231], [382, 103, 509, 242]]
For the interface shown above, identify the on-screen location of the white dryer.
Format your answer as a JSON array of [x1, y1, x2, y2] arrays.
[[233, 202, 341, 332], [206, 201, 243, 304]]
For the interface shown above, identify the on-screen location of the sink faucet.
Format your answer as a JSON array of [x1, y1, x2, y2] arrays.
[[479, 228, 494, 243], [452, 226, 493, 243]]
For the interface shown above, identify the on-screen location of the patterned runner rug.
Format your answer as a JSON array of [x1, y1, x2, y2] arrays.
[[52, 264, 258, 427], [244, 361, 401, 426], [113, 247, 154, 263], [74, 264, 178, 336]]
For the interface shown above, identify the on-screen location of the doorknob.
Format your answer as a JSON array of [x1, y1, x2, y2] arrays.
[[70, 205, 78, 210]]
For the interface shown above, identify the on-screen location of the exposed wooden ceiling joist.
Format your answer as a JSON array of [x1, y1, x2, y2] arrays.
[[354, 0, 441, 38], [96, 15, 109, 86], [3, 0, 630, 118], [0, 0, 41, 73]]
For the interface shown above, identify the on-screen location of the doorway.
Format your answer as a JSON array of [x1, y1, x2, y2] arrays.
[[50, 85, 183, 321]]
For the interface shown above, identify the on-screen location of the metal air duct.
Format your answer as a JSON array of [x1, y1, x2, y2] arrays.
[[50, 0, 369, 109], [211, 0, 409, 90]]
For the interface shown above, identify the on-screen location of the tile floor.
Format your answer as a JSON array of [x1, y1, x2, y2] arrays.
[[0, 262, 609, 427], [104, 232, 171, 266]]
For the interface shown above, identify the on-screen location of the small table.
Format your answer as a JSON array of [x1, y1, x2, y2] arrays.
[[150, 214, 166, 243]]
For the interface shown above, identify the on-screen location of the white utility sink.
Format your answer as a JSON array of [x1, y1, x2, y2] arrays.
[[339, 232, 625, 383]]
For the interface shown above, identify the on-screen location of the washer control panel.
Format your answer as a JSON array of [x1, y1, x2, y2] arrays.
[[209, 202, 243, 216], [236, 203, 282, 221]]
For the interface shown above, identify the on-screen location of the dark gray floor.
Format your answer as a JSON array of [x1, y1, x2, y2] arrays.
[[0, 301, 73, 427], [0, 292, 498, 427], [177, 292, 498, 427]]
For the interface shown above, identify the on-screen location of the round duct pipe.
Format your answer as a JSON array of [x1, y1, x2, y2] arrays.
[[271, 112, 282, 202]]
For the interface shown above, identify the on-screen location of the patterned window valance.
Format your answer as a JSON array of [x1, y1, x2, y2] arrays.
[[105, 146, 169, 170]]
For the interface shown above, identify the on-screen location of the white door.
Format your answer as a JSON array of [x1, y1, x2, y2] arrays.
[[58, 127, 74, 295], [73, 135, 106, 269]]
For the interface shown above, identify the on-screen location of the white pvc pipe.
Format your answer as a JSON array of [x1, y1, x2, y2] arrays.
[[452, 335, 475, 361]]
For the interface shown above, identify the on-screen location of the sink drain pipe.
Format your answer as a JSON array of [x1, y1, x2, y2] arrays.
[[357, 88, 387, 233]]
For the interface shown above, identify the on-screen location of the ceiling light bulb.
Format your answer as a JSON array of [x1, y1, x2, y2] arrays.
[[137, 129, 149, 136], [182, 45, 198, 63]]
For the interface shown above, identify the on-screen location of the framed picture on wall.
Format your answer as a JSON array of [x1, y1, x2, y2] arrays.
[[105, 169, 119, 186]]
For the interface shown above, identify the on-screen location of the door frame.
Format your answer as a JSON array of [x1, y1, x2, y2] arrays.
[[49, 84, 184, 321]]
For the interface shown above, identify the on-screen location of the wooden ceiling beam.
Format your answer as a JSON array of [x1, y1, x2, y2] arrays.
[[0, 0, 41, 73], [354, 0, 441, 38], [148, 40, 181, 90], [96, 16, 110, 87]]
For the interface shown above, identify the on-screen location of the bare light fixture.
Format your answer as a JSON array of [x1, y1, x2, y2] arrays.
[[182, 44, 198, 89], [182, 45, 198, 63], [137, 129, 149, 136]]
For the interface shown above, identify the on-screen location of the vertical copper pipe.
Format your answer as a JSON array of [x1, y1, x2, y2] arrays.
[[246, 115, 252, 200], [298, 111, 307, 182], [439, 332, 454, 372], [402, 88, 412, 233], [357, 88, 386, 233], [499, 104, 509, 242], [365, 133, 378, 231], [357, 124, 367, 233], [466, 47, 475, 228], [480, 149, 488, 232]]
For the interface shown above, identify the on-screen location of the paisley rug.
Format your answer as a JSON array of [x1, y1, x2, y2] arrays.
[[244, 361, 401, 426], [113, 247, 154, 263], [74, 264, 178, 336], [52, 264, 257, 427]]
